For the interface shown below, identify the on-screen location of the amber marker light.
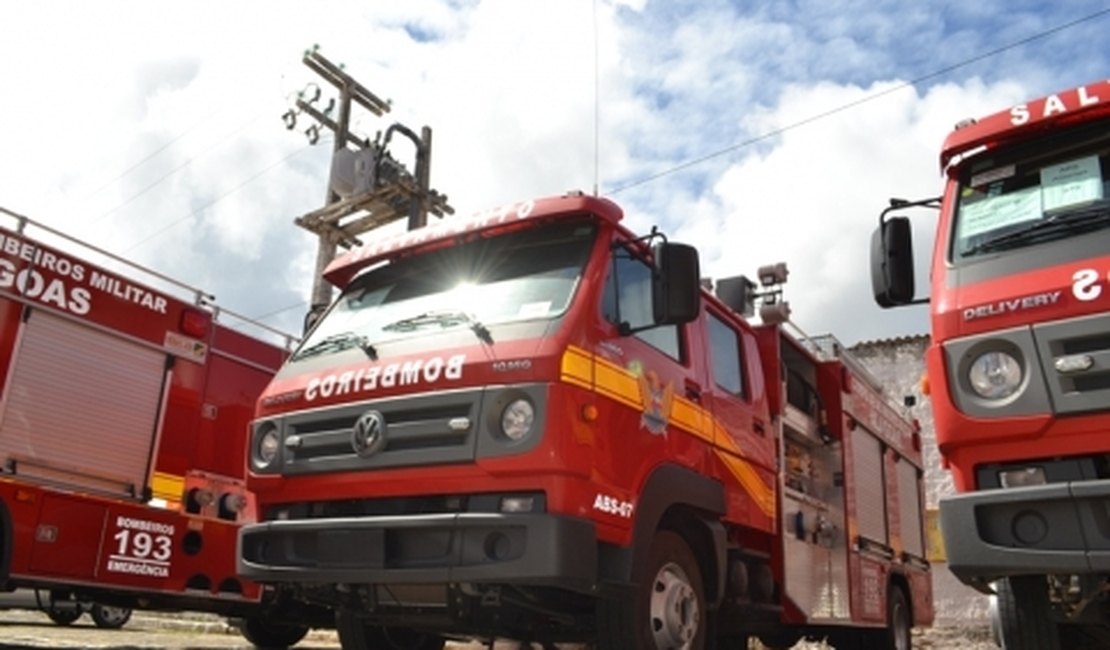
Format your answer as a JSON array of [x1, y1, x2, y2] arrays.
[[920, 373, 931, 396], [581, 404, 599, 422]]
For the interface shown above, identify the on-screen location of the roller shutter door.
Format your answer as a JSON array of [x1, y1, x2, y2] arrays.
[[0, 310, 167, 498], [897, 459, 925, 558], [852, 427, 888, 544]]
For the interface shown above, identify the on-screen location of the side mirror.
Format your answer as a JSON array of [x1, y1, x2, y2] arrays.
[[652, 242, 701, 324], [870, 216, 915, 307]]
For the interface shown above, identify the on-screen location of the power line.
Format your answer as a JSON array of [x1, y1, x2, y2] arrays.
[[80, 107, 224, 200], [86, 107, 274, 233], [119, 141, 324, 255], [252, 300, 308, 322], [608, 7, 1110, 195]]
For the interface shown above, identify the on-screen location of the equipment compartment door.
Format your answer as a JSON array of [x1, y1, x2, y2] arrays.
[[0, 309, 168, 499]]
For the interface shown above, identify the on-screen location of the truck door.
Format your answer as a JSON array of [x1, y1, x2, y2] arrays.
[[596, 241, 707, 487], [0, 308, 169, 499], [700, 307, 776, 527]]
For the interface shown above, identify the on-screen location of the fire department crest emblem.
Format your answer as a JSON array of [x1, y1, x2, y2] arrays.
[[637, 370, 673, 436]]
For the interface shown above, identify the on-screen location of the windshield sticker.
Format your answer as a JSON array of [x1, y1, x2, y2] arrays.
[[970, 164, 1015, 188], [518, 301, 551, 318], [958, 186, 1041, 239], [1041, 155, 1103, 213]]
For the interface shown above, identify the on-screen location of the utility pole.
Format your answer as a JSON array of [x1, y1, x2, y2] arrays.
[[282, 47, 453, 323]]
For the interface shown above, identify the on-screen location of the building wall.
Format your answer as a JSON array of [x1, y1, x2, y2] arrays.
[[849, 335, 990, 624]]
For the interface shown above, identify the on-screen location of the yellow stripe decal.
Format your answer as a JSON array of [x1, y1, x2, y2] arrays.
[[150, 472, 184, 501], [560, 345, 594, 389], [715, 450, 776, 517], [594, 355, 642, 410], [559, 345, 776, 518], [670, 396, 711, 443]]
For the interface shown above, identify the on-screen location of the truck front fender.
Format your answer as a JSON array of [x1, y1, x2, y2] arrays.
[[599, 464, 726, 607]]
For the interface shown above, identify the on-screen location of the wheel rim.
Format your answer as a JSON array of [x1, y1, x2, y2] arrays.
[[649, 560, 700, 649], [95, 606, 131, 627]]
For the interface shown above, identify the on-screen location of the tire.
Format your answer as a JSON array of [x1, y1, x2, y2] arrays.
[[45, 606, 82, 626], [238, 614, 310, 649], [826, 629, 870, 649], [335, 612, 446, 650], [598, 530, 707, 650], [875, 586, 912, 650], [993, 575, 1060, 650], [758, 630, 803, 649], [715, 635, 749, 649], [90, 604, 132, 629]]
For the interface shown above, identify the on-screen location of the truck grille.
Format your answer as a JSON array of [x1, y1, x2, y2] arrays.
[[1035, 313, 1110, 415], [277, 389, 482, 475]]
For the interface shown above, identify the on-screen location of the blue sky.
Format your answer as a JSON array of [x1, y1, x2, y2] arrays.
[[0, 0, 1107, 344]]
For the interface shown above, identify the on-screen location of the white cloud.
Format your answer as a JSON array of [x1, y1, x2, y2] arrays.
[[0, 0, 1105, 341], [671, 78, 1030, 343]]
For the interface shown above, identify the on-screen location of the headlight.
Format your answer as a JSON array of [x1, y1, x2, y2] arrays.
[[968, 351, 1023, 399], [500, 399, 535, 441], [255, 424, 280, 467]]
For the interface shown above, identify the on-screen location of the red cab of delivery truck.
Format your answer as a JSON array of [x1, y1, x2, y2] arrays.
[[871, 80, 1110, 649]]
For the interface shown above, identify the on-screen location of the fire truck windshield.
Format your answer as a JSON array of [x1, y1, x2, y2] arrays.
[[953, 146, 1110, 261], [293, 220, 597, 360]]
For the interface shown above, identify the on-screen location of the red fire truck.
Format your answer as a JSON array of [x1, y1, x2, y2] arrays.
[[870, 80, 1110, 649], [239, 193, 933, 649], [0, 206, 319, 646]]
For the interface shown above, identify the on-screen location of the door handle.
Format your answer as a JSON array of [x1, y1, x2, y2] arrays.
[[684, 379, 702, 402], [754, 419, 766, 436]]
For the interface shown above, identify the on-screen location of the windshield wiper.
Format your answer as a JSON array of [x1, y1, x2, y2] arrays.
[[965, 201, 1110, 255], [382, 310, 493, 344], [293, 331, 378, 361]]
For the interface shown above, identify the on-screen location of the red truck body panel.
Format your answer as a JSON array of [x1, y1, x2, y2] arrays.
[[0, 208, 291, 612]]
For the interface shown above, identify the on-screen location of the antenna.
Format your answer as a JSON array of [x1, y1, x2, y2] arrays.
[[592, 0, 600, 196]]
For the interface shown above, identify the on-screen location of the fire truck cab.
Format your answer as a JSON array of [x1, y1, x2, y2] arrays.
[[871, 80, 1110, 649], [242, 193, 932, 649]]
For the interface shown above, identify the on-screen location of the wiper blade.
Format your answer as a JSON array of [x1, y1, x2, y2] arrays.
[[965, 201, 1110, 255], [293, 331, 377, 361], [382, 310, 493, 344]]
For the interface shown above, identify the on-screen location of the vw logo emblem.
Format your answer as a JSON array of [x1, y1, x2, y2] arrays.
[[351, 410, 387, 457]]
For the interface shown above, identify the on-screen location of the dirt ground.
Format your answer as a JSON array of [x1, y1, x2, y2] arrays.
[[0, 608, 998, 649]]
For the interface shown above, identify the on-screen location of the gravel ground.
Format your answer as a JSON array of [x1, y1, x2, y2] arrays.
[[0, 608, 997, 649]]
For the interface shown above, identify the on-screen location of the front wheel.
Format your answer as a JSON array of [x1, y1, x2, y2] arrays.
[[335, 613, 446, 650], [45, 606, 82, 626], [90, 604, 132, 629], [993, 576, 1060, 650], [598, 530, 706, 649]]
